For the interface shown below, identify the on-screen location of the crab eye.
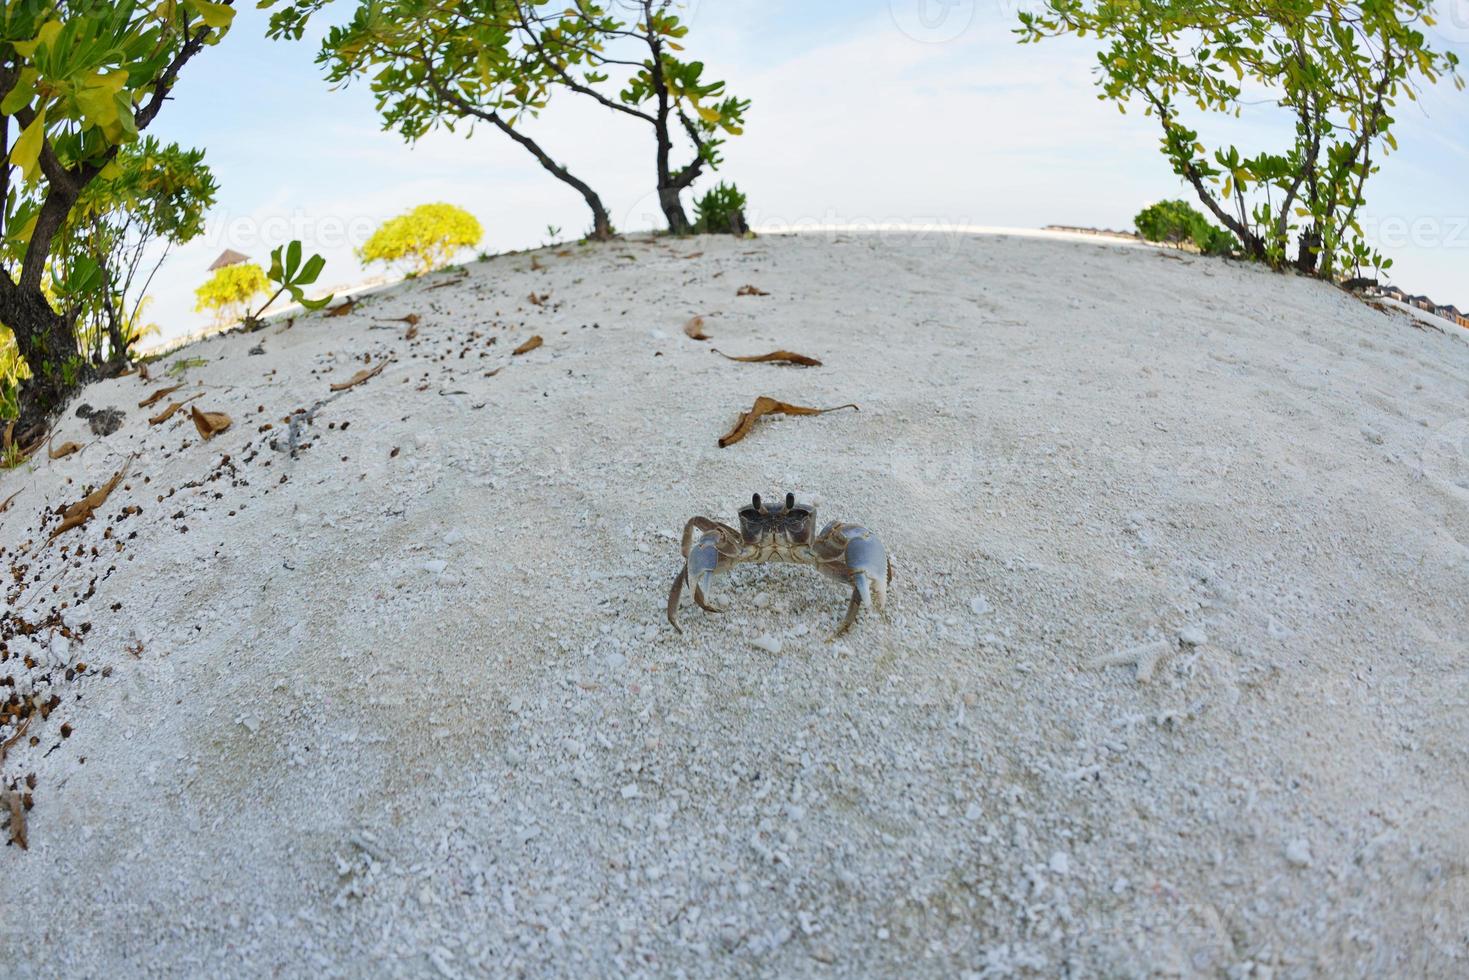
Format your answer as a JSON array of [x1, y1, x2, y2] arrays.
[[785, 492, 796, 510], [751, 493, 762, 511]]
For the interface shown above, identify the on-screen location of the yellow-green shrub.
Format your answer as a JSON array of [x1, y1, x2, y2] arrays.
[[359, 203, 482, 275], [195, 263, 269, 324], [1, 326, 31, 420]]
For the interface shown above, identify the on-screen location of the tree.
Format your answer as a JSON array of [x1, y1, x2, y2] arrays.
[[517, 0, 749, 233], [57, 137, 217, 369], [0, 0, 234, 437], [359, 203, 482, 275], [267, 0, 750, 235], [1018, 0, 1462, 280], [195, 262, 268, 325], [267, 0, 617, 240]]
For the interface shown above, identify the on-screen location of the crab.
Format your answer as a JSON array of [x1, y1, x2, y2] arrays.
[[666, 493, 892, 638]]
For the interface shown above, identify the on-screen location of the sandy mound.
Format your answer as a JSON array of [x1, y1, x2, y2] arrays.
[[2, 232, 1467, 977]]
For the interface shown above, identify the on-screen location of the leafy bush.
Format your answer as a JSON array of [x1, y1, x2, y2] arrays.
[[1135, 200, 1237, 256], [195, 263, 270, 325], [693, 182, 749, 235], [360, 204, 482, 275]]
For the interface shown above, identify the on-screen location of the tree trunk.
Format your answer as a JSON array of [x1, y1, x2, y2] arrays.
[[658, 184, 691, 234], [1294, 227, 1321, 275], [485, 113, 614, 241], [1, 288, 84, 442]]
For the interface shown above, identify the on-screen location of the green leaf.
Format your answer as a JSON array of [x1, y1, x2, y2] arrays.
[[297, 252, 326, 286], [187, 0, 237, 29], [0, 70, 37, 115], [10, 109, 47, 181]]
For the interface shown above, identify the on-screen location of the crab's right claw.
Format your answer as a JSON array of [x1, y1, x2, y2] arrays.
[[830, 526, 891, 640]]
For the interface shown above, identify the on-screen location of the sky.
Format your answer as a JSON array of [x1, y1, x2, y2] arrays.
[[142, 0, 1469, 342]]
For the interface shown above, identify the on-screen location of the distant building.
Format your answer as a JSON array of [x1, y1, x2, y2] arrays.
[[208, 249, 249, 271], [1363, 284, 1468, 328]]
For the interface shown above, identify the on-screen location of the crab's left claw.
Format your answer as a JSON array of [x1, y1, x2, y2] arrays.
[[816, 522, 893, 639]]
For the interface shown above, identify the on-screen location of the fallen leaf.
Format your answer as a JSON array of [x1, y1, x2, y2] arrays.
[[149, 394, 202, 425], [48, 439, 81, 459], [556, 249, 573, 257], [2, 420, 13, 451], [380, 314, 420, 326], [404, 324, 419, 341], [683, 315, 711, 341], [0, 489, 19, 513], [512, 335, 543, 355], [138, 383, 183, 408], [4, 790, 25, 850], [0, 715, 30, 763], [737, 284, 770, 296], [531, 255, 543, 271], [138, 362, 151, 381], [683, 251, 704, 259], [712, 349, 822, 367], [718, 396, 859, 448], [50, 457, 131, 538], [190, 406, 232, 440], [324, 299, 358, 318], [329, 360, 388, 391], [528, 291, 550, 306]]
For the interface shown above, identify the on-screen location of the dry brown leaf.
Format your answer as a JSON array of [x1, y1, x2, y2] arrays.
[[149, 394, 203, 425], [50, 457, 131, 538], [190, 406, 232, 440], [138, 362, 151, 381], [512, 335, 543, 356], [718, 396, 858, 448], [138, 383, 183, 408], [48, 439, 81, 459], [556, 249, 573, 257], [3, 419, 14, 452], [683, 315, 711, 341], [683, 251, 704, 259], [0, 715, 29, 763], [528, 291, 551, 306], [711, 348, 822, 367], [330, 360, 388, 391], [324, 298, 358, 318], [531, 255, 543, 271], [0, 488, 19, 514], [404, 324, 419, 341], [737, 284, 770, 297], [379, 314, 420, 326], [4, 790, 26, 851]]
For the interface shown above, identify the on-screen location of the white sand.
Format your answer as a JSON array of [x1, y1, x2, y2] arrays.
[[2, 231, 1467, 977]]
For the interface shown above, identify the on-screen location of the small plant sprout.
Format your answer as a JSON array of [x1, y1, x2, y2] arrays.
[[251, 240, 333, 327]]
